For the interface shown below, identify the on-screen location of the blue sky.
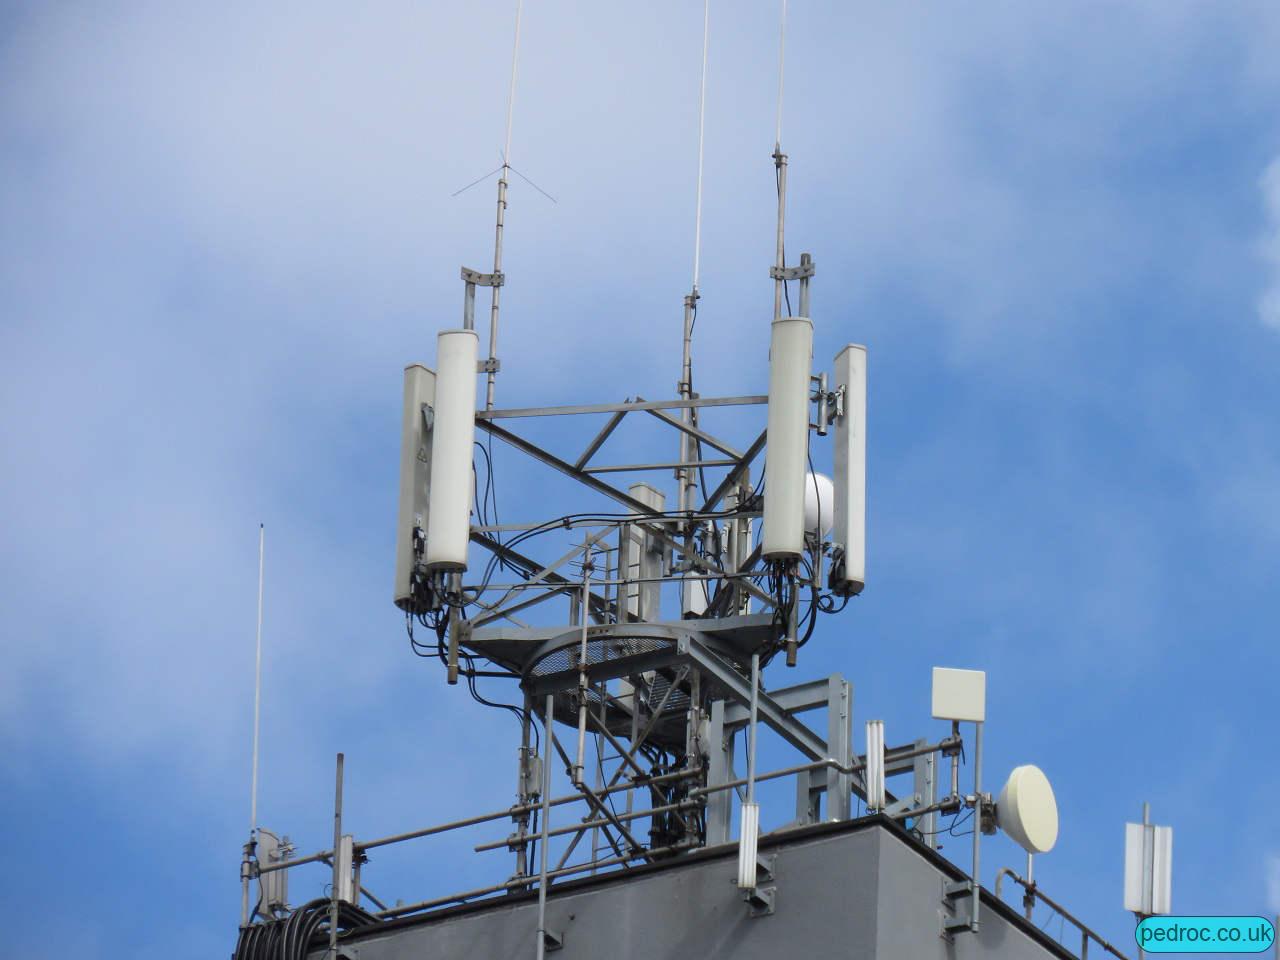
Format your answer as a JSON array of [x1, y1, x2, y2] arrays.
[[3, 1, 1280, 956]]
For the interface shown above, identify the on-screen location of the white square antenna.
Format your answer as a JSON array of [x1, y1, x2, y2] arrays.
[[931, 667, 986, 722]]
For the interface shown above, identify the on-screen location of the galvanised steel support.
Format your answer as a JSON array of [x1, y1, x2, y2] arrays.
[[535, 694, 554, 960], [705, 699, 734, 845], [328, 752, 344, 959], [825, 676, 852, 821], [970, 720, 984, 933], [913, 737, 938, 849], [700, 429, 767, 515], [477, 419, 662, 516], [678, 635, 828, 762], [475, 395, 768, 420]]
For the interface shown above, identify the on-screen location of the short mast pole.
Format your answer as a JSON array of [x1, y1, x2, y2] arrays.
[[242, 523, 265, 928]]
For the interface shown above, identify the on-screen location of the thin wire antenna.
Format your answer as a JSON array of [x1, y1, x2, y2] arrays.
[[250, 523, 264, 838], [508, 163, 557, 204], [451, 165, 506, 198], [691, 0, 710, 292], [775, 0, 788, 149], [503, 0, 524, 173], [677, 0, 712, 617], [484, 0, 525, 411]]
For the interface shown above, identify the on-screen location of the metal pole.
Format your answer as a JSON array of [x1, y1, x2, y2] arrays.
[[251, 524, 264, 834], [1025, 851, 1035, 920], [798, 252, 811, 317], [772, 148, 788, 321], [329, 752, 344, 958], [970, 722, 983, 933], [515, 691, 533, 879], [1138, 801, 1151, 960], [573, 547, 592, 786], [486, 0, 523, 411], [746, 652, 760, 803], [242, 523, 265, 929], [950, 720, 960, 799], [240, 840, 253, 927], [446, 572, 461, 685], [535, 694, 554, 960], [679, 291, 701, 616]]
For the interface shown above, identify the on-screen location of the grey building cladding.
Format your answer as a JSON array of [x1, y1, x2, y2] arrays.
[[319, 817, 1077, 960]]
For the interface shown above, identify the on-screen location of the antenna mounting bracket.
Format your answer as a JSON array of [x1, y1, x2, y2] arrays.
[[460, 267, 505, 288], [769, 262, 815, 282]]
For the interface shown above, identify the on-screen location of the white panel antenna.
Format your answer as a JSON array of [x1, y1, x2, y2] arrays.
[[831, 344, 866, 594], [394, 364, 436, 609], [336, 834, 355, 904], [425, 330, 479, 571], [865, 719, 886, 812], [931, 667, 987, 723], [255, 828, 291, 918], [763, 316, 814, 559], [1124, 818, 1173, 915]]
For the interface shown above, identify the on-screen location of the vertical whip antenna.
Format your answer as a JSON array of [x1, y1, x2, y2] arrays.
[[691, 0, 711, 294], [241, 522, 266, 927], [771, 0, 790, 322], [775, 0, 787, 150], [250, 523, 264, 836], [482, 0, 525, 411], [678, 0, 712, 615]]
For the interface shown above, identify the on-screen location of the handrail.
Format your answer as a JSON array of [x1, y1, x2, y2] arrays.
[[996, 868, 1130, 960], [246, 740, 986, 935]]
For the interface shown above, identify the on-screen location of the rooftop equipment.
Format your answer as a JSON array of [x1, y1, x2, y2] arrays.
[[424, 330, 478, 572]]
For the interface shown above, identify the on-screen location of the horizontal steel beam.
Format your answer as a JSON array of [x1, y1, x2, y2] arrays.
[[722, 676, 835, 729], [679, 635, 828, 761], [477, 419, 661, 515], [584, 459, 737, 475], [477, 395, 768, 420]]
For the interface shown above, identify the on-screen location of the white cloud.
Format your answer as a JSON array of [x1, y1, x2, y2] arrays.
[[1268, 854, 1280, 914], [1261, 157, 1280, 331]]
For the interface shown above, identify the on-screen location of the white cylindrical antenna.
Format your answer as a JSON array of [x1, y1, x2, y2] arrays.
[[762, 316, 813, 559], [832, 344, 867, 594], [775, 0, 788, 149], [250, 524, 264, 837], [865, 719, 885, 813], [395, 364, 437, 609], [691, 0, 710, 291], [426, 329, 479, 571], [736, 801, 760, 889]]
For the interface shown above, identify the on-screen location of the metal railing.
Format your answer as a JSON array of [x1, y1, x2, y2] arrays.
[[996, 868, 1130, 960]]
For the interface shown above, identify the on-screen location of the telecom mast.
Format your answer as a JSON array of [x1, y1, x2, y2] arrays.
[[233, 6, 1149, 960]]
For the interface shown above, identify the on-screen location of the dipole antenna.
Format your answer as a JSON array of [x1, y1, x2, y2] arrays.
[[482, 0, 525, 411], [678, 0, 712, 615], [250, 523, 265, 835]]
